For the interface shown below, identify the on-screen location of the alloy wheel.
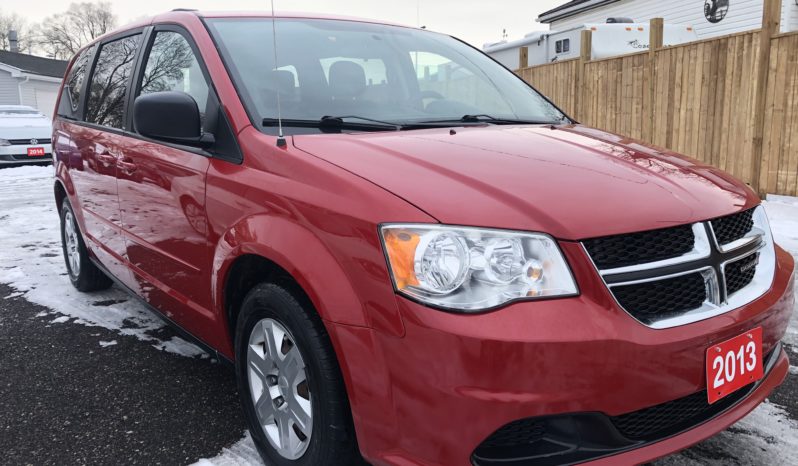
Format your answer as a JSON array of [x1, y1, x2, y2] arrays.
[[247, 318, 313, 460], [63, 210, 81, 277]]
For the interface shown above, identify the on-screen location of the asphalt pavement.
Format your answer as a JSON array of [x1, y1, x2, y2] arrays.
[[0, 282, 246, 466]]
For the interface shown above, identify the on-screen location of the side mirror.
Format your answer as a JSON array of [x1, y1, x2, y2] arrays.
[[133, 91, 214, 148]]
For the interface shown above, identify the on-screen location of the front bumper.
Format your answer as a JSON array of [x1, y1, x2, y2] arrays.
[[328, 243, 794, 466], [0, 144, 53, 164]]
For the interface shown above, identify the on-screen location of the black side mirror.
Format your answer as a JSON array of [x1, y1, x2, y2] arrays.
[[133, 91, 214, 148]]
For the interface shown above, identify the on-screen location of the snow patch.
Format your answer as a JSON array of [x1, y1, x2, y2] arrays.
[[0, 166, 203, 358], [99, 340, 117, 348], [191, 432, 259, 466], [50, 316, 69, 324]]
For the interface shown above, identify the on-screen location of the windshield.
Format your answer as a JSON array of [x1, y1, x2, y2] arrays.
[[206, 18, 565, 133]]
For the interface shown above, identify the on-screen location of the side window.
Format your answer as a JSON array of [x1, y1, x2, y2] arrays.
[[58, 45, 94, 118], [556, 40, 563, 54], [139, 31, 209, 116], [85, 34, 142, 129], [562, 39, 570, 53]]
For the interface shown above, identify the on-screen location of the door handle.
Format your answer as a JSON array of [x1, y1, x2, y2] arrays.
[[117, 159, 138, 174], [97, 152, 116, 166]]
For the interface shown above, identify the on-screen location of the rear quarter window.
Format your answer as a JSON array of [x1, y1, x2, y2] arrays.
[[57, 45, 95, 119]]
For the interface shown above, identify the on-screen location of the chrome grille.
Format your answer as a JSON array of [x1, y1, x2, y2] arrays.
[[583, 206, 775, 328], [7, 138, 51, 145]]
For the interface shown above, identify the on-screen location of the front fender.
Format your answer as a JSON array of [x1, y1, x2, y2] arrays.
[[212, 214, 406, 342]]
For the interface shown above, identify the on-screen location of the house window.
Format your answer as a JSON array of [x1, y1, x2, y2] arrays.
[[556, 39, 571, 54]]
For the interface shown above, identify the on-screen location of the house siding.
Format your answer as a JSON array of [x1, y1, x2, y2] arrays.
[[23, 80, 61, 118], [0, 70, 21, 106], [788, 0, 798, 31], [547, 0, 794, 38]]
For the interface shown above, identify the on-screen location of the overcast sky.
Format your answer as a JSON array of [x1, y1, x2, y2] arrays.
[[3, 0, 563, 48]]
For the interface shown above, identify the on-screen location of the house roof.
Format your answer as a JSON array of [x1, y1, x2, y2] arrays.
[[537, 0, 622, 23], [0, 50, 68, 78]]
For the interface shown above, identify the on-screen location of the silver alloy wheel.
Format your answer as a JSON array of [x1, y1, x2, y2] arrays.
[[247, 318, 313, 460], [64, 210, 81, 277]]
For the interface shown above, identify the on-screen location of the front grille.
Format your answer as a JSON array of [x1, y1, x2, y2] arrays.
[[582, 207, 771, 328], [6, 138, 51, 145], [711, 208, 755, 245], [611, 272, 707, 324], [610, 384, 753, 440], [725, 253, 759, 296], [583, 224, 694, 269]]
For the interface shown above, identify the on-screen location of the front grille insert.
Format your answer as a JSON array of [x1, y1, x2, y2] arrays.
[[583, 224, 694, 269], [711, 208, 755, 246], [611, 272, 707, 324], [582, 207, 773, 328], [725, 253, 759, 296]]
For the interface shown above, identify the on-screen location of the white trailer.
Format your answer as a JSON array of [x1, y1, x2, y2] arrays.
[[484, 22, 698, 69]]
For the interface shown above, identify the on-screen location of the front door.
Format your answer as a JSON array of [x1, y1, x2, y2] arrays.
[[117, 28, 215, 340]]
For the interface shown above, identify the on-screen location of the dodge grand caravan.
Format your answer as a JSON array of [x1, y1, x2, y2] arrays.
[[53, 10, 794, 466]]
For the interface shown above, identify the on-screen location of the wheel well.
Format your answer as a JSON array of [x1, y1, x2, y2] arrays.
[[223, 254, 314, 342], [54, 180, 67, 211]]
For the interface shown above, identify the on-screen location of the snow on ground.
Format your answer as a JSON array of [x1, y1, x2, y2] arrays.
[[191, 433, 260, 466], [0, 165, 796, 465], [0, 165, 204, 357]]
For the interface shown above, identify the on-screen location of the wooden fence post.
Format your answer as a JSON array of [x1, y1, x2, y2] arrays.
[[518, 46, 529, 69], [645, 18, 664, 143], [751, 0, 781, 194], [575, 29, 592, 122]]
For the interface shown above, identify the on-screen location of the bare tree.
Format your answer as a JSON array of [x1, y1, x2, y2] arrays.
[[0, 9, 30, 52], [36, 2, 117, 59]]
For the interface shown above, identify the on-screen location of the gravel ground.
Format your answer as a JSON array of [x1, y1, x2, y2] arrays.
[[0, 165, 796, 466]]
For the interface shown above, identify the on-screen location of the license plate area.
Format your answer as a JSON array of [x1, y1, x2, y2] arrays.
[[27, 147, 46, 157], [706, 327, 763, 404]]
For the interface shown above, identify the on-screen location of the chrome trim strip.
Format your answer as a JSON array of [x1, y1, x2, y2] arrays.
[[607, 265, 713, 288], [708, 221, 764, 254]]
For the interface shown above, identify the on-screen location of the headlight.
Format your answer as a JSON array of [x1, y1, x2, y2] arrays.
[[0, 138, 10, 146], [380, 224, 578, 311]]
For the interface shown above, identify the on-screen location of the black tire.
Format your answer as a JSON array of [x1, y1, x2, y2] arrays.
[[235, 283, 362, 466], [60, 200, 113, 292]]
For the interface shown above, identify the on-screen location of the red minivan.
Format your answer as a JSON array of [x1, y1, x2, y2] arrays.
[[53, 9, 794, 466]]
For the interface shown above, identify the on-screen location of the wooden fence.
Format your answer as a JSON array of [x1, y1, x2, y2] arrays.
[[515, 0, 798, 196]]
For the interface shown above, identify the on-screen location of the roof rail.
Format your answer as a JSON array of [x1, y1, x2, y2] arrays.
[[171, 8, 198, 12]]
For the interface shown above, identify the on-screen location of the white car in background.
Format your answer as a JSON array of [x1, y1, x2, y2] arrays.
[[0, 106, 53, 165]]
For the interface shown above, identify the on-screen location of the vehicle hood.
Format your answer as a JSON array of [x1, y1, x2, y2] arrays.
[[292, 124, 757, 240], [0, 116, 52, 140]]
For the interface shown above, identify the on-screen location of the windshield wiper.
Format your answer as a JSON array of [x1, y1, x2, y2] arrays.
[[459, 114, 559, 125], [262, 116, 401, 132]]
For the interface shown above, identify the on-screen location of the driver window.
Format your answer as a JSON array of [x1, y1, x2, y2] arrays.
[[139, 31, 210, 117]]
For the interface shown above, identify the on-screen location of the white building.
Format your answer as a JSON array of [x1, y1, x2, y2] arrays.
[[0, 50, 68, 119], [485, 1, 798, 69], [537, 0, 797, 38]]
